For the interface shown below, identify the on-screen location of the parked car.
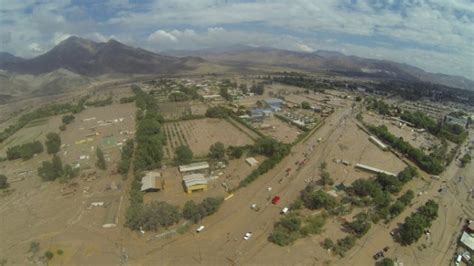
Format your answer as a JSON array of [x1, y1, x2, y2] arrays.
[[271, 196, 281, 204], [281, 207, 289, 214], [196, 225, 205, 232], [243, 232, 253, 240]]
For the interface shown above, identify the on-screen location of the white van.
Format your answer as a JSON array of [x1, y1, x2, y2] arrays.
[[281, 207, 289, 214], [196, 225, 205, 232]]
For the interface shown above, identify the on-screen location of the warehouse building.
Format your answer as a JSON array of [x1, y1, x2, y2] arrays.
[[355, 163, 397, 177], [369, 136, 388, 151], [179, 162, 210, 174], [140, 172, 161, 192], [183, 173, 208, 194]]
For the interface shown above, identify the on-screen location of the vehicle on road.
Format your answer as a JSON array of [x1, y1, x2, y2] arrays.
[[243, 232, 253, 240]]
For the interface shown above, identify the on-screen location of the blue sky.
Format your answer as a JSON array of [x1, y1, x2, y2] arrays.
[[0, 0, 473, 79]]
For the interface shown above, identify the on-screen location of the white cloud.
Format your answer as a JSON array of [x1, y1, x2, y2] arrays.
[[148, 30, 179, 43], [53, 32, 72, 44], [295, 43, 313, 52], [28, 43, 43, 53]]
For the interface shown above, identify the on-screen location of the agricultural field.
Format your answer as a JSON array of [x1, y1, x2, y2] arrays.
[[162, 118, 255, 159], [158, 100, 207, 120]]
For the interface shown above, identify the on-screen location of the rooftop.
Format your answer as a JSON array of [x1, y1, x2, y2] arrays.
[[179, 162, 210, 173], [460, 231, 474, 251]]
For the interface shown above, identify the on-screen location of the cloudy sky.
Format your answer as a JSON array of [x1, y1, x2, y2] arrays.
[[0, 0, 473, 79]]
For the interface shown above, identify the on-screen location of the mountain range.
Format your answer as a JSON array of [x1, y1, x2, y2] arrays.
[[166, 45, 474, 90], [0, 36, 472, 91]]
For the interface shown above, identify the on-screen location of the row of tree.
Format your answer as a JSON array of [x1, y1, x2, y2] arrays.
[[239, 138, 291, 188], [117, 139, 135, 176], [399, 200, 439, 245], [6, 141, 44, 160], [127, 197, 224, 231]]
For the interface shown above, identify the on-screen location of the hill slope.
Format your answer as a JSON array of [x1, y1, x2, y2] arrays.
[[0, 37, 201, 76]]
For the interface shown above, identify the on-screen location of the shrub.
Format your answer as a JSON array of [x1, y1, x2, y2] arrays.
[[45, 132, 61, 154], [175, 145, 193, 165], [0, 175, 9, 189]]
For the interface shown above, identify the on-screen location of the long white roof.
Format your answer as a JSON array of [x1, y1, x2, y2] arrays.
[[179, 162, 210, 172]]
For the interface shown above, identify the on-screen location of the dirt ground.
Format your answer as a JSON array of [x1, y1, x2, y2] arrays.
[[162, 118, 255, 159], [1, 82, 472, 266], [144, 156, 263, 207], [256, 116, 303, 144]]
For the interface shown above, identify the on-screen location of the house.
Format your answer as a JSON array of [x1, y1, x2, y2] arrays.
[[183, 173, 208, 194], [140, 172, 161, 192], [179, 162, 210, 174], [245, 157, 259, 167]]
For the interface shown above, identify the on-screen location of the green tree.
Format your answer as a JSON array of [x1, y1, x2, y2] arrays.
[[45, 132, 61, 154], [175, 145, 193, 165], [182, 200, 203, 223], [96, 147, 107, 170], [0, 175, 9, 189], [227, 146, 243, 159], [322, 238, 334, 250], [301, 101, 311, 109], [461, 154, 471, 167], [61, 114, 75, 124], [209, 142, 225, 161], [38, 161, 57, 181], [378, 258, 395, 266], [52, 154, 63, 177]]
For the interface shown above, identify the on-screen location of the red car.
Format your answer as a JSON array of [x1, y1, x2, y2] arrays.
[[271, 196, 281, 204]]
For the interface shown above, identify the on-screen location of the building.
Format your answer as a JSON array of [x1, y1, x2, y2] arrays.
[[183, 173, 208, 194], [355, 163, 397, 177], [263, 98, 285, 109], [179, 162, 210, 174], [369, 136, 388, 151], [140, 172, 161, 192], [460, 231, 474, 253], [245, 157, 259, 167], [445, 115, 468, 129]]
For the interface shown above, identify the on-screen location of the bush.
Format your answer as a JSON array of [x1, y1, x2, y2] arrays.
[[38, 155, 64, 181], [6, 141, 44, 160], [61, 114, 75, 124], [96, 147, 106, 170], [45, 132, 61, 154], [301, 101, 310, 109], [269, 214, 302, 246], [461, 154, 471, 167], [378, 258, 395, 266], [209, 142, 225, 161], [322, 238, 334, 250], [227, 146, 243, 159], [0, 175, 9, 189], [136, 201, 181, 231], [205, 106, 230, 118], [44, 251, 54, 260], [59, 124, 66, 131], [335, 235, 357, 256]]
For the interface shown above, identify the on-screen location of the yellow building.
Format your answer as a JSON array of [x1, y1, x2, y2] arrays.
[[183, 174, 208, 194]]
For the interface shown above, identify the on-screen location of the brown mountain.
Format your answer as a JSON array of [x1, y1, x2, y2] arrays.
[[167, 46, 473, 90], [0, 36, 202, 76]]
